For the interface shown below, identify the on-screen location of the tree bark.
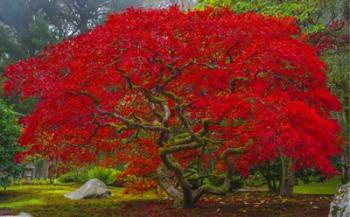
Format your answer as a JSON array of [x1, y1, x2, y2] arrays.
[[39, 158, 50, 179], [341, 151, 350, 184], [279, 157, 295, 197]]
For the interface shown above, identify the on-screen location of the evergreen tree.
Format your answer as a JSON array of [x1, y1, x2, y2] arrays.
[[0, 98, 21, 190]]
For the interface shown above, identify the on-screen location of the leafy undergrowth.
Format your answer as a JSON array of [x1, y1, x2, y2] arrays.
[[0, 185, 333, 217]]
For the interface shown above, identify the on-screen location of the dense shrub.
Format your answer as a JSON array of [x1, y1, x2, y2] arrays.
[[86, 167, 120, 185], [57, 167, 120, 185], [57, 170, 87, 184]]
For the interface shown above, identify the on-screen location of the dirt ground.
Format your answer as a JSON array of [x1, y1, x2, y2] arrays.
[[115, 193, 333, 217]]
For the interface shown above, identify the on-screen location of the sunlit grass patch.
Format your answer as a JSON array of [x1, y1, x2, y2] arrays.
[[0, 198, 45, 209], [294, 176, 341, 195]]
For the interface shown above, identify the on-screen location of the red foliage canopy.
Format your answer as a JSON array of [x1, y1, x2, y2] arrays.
[[3, 8, 343, 176]]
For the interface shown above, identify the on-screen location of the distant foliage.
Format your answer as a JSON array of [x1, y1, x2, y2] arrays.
[[197, 0, 326, 33], [325, 50, 349, 139], [57, 170, 87, 184], [0, 99, 21, 190]]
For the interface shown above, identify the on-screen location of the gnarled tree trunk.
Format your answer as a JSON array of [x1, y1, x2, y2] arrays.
[[157, 147, 242, 208]]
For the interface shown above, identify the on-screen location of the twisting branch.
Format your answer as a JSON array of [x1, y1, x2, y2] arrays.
[[160, 61, 194, 89], [161, 142, 203, 155], [75, 90, 169, 132], [97, 108, 169, 132], [191, 147, 245, 202], [175, 103, 204, 146]]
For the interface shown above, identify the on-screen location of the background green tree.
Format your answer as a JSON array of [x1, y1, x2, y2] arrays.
[[0, 98, 21, 190], [197, 0, 327, 33]]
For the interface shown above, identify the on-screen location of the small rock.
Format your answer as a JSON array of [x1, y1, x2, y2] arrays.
[[0, 209, 16, 216], [0, 212, 32, 217], [17, 213, 32, 217], [64, 178, 111, 200]]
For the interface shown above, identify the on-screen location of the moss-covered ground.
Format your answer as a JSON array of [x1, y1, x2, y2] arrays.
[[0, 177, 340, 217]]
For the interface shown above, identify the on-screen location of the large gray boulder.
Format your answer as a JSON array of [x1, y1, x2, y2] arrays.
[[329, 183, 350, 217], [64, 178, 111, 200]]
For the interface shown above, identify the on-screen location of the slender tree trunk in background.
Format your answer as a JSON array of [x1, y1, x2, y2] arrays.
[[279, 157, 295, 197], [341, 149, 350, 184], [346, 145, 350, 183], [78, 16, 89, 33], [336, 111, 350, 184], [49, 157, 59, 184], [344, 97, 350, 183], [41, 158, 50, 179], [343, 100, 350, 183], [344, 0, 349, 20]]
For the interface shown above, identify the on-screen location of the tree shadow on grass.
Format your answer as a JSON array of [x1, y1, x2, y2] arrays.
[[0, 190, 32, 203]]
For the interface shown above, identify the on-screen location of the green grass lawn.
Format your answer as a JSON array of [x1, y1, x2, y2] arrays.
[[294, 176, 342, 195], [252, 176, 341, 195], [0, 179, 339, 217], [0, 184, 161, 217]]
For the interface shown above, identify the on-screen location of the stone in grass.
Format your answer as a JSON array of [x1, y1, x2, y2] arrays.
[[64, 178, 111, 200], [0, 209, 16, 216], [329, 183, 350, 217], [0, 212, 32, 217]]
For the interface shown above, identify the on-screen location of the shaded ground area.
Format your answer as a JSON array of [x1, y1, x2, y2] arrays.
[[0, 184, 334, 217]]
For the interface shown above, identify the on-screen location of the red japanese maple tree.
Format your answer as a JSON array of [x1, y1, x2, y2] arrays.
[[2, 7, 342, 207]]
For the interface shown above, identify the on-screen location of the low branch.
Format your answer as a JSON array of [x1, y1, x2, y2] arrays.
[[160, 61, 194, 89], [175, 104, 204, 146], [97, 108, 169, 132], [75, 90, 169, 132], [161, 142, 203, 155]]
